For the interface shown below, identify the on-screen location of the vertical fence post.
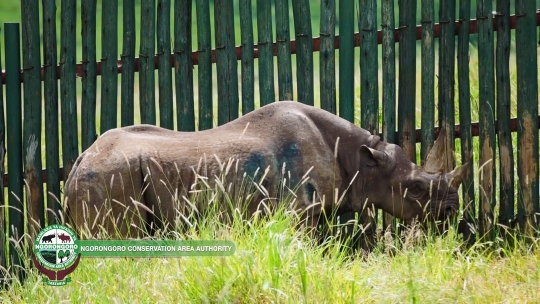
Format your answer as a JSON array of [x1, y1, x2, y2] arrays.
[[157, 0, 174, 130], [82, 0, 97, 149], [319, 0, 336, 114], [121, 0, 135, 127], [239, 0, 255, 115], [60, 0, 79, 179], [257, 0, 276, 106], [515, 0, 539, 233], [100, 0, 118, 133], [358, 0, 378, 250], [22, 0, 44, 232], [359, 0, 378, 135], [292, 0, 314, 106], [4, 22, 25, 283], [174, 0, 195, 131], [215, 0, 239, 125], [43, 0, 61, 223], [420, 0, 434, 162], [196, 0, 214, 128], [140, 0, 156, 125], [495, 0, 514, 233], [397, 0, 417, 163], [381, 0, 396, 231], [438, 0, 456, 172], [338, 0, 354, 122], [477, 0, 496, 239], [457, 0, 475, 244], [276, 0, 294, 101], [0, 26, 6, 284]]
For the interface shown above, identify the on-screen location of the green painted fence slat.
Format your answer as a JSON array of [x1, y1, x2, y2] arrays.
[[60, 0, 79, 177], [420, 0, 434, 162], [257, 0, 275, 105], [338, 0, 354, 122], [0, 26, 4, 281], [359, 0, 378, 134], [239, 0, 255, 114], [397, 0, 416, 162], [358, 0, 379, 251], [515, 0, 539, 233], [82, 0, 97, 150], [276, 0, 293, 101], [457, 0, 475, 243], [215, 0, 239, 125], [381, 0, 395, 144], [174, 0, 195, 131], [43, 0, 61, 223], [121, 0, 135, 127], [319, 0, 335, 114], [495, 0, 514, 230], [22, 0, 44, 230], [196, 0, 213, 129], [438, 0, 455, 170], [100, 0, 118, 133], [140, 0, 156, 125], [292, 0, 314, 106], [157, 0, 174, 130], [381, 0, 396, 230], [477, 0, 496, 239], [4, 22, 24, 283]]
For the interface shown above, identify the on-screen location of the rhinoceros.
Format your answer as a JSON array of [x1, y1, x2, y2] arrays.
[[64, 101, 468, 238]]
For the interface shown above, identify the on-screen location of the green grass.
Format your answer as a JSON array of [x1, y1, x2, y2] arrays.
[[2, 205, 540, 302]]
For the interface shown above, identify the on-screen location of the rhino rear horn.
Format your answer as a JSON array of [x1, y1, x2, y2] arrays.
[[424, 127, 454, 174], [446, 162, 470, 188]]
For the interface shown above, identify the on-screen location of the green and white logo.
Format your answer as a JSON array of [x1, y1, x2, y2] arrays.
[[32, 224, 236, 286], [33, 224, 81, 286]]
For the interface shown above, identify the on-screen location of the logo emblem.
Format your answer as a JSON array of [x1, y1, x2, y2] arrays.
[[33, 224, 81, 286]]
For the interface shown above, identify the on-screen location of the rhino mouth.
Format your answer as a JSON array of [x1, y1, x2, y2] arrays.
[[426, 198, 459, 221]]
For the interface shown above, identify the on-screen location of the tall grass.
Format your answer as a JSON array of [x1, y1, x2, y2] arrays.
[[1, 155, 540, 302], [2, 201, 539, 302]]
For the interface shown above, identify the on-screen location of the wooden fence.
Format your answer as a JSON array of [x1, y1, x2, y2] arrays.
[[0, 0, 539, 283]]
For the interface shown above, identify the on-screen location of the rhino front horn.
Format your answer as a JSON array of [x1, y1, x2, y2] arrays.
[[424, 127, 454, 174]]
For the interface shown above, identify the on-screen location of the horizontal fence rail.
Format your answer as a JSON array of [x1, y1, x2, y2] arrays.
[[2, 12, 539, 84]]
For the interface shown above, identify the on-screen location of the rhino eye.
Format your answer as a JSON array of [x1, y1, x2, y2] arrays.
[[407, 183, 425, 197]]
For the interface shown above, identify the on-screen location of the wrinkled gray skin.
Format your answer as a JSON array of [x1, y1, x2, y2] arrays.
[[64, 101, 468, 238]]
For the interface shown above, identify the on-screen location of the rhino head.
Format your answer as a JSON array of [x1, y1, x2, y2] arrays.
[[354, 128, 469, 222]]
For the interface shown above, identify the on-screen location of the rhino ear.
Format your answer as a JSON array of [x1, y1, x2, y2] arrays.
[[446, 162, 470, 188], [359, 145, 388, 168], [424, 127, 454, 174]]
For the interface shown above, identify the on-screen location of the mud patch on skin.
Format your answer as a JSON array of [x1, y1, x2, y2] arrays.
[[305, 182, 316, 203], [243, 153, 266, 179], [277, 142, 302, 186], [86, 171, 96, 180]]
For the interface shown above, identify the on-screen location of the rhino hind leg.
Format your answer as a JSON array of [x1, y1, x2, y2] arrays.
[[65, 158, 149, 239]]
